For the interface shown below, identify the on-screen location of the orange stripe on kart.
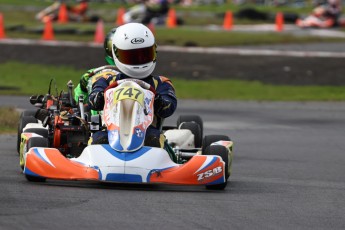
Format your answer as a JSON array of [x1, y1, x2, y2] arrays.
[[25, 148, 99, 180], [149, 155, 224, 185]]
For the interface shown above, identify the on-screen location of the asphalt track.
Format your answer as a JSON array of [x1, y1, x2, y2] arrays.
[[1, 98, 345, 229], [1, 39, 345, 85]]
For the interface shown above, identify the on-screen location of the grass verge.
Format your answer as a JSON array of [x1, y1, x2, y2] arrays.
[[0, 107, 19, 134], [1, 61, 345, 101]]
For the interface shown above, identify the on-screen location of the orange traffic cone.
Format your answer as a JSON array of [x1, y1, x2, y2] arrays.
[[116, 7, 125, 26], [58, 3, 68, 24], [166, 8, 177, 28], [275, 12, 284, 32], [0, 13, 5, 39], [223, 11, 233, 30], [42, 18, 54, 41], [148, 22, 155, 35], [94, 19, 104, 44]]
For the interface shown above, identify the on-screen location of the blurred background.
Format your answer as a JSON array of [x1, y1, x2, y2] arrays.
[[1, 0, 345, 112], [1, 0, 345, 43]]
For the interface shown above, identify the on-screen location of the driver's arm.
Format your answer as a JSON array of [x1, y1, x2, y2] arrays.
[[153, 76, 177, 118], [89, 76, 113, 111]]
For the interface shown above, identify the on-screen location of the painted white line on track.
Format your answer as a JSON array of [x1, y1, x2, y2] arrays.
[[1, 38, 345, 58]]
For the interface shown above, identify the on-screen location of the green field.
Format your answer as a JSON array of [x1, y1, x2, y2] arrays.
[[1, 61, 344, 101], [0, 107, 19, 134]]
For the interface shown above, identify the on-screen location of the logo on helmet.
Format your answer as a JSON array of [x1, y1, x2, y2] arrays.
[[131, 38, 145, 44]]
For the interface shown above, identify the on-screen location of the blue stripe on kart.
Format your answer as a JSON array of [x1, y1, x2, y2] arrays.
[[206, 176, 225, 185], [105, 173, 142, 182], [101, 145, 151, 161], [34, 148, 53, 167], [200, 157, 218, 172], [23, 167, 44, 178]]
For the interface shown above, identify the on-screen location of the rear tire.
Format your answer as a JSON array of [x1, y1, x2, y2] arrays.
[[203, 145, 229, 190], [177, 115, 203, 139], [20, 109, 38, 118], [23, 128, 48, 138], [17, 116, 38, 154], [179, 122, 202, 148]]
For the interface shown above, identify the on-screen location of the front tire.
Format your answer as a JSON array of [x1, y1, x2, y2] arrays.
[[25, 175, 46, 183], [20, 130, 48, 170], [23, 137, 48, 183], [17, 116, 38, 154], [202, 135, 230, 155], [203, 145, 229, 190]]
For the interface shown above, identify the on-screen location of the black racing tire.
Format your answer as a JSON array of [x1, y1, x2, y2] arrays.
[[179, 122, 202, 148], [23, 128, 48, 139], [203, 145, 229, 190], [177, 115, 203, 138], [202, 135, 230, 155], [17, 116, 38, 154], [25, 174, 46, 183], [19, 128, 48, 168], [20, 109, 38, 118], [27, 136, 49, 149], [24, 137, 48, 182]]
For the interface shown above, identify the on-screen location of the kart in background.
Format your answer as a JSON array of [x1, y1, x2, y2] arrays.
[[18, 79, 90, 169], [295, 5, 345, 28], [22, 79, 234, 190]]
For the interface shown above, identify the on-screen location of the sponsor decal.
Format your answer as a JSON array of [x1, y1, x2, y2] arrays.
[[197, 166, 222, 181], [131, 37, 145, 44], [135, 128, 144, 138], [151, 169, 162, 178]]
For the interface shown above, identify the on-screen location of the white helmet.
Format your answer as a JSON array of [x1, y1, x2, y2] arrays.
[[111, 23, 157, 79]]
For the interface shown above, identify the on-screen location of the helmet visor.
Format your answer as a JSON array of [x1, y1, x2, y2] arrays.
[[114, 45, 156, 65]]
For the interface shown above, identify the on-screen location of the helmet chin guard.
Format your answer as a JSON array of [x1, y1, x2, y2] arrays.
[[114, 59, 156, 79]]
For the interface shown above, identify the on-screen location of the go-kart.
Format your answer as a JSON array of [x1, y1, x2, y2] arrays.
[[23, 79, 234, 190], [296, 15, 335, 28], [295, 5, 339, 28], [18, 80, 90, 169]]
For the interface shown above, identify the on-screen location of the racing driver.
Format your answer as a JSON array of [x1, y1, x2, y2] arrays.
[[88, 22, 177, 148]]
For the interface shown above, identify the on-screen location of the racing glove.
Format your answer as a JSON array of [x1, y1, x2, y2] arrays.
[[154, 94, 174, 118], [89, 91, 105, 111]]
